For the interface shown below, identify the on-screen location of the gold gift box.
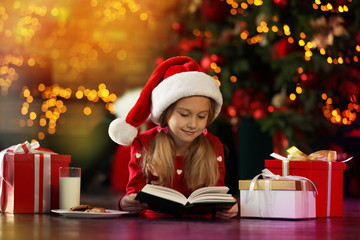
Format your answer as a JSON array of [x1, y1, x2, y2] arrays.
[[239, 179, 316, 191]]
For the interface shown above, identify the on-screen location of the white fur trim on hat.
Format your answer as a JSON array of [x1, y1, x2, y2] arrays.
[[108, 118, 138, 146], [151, 71, 223, 123]]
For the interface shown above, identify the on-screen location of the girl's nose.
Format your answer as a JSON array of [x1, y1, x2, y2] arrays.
[[187, 116, 197, 128]]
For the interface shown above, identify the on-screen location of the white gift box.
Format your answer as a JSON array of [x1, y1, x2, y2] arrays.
[[239, 179, 316, 219]]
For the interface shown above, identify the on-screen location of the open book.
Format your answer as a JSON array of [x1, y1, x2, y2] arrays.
[[135, 184, 237, 216]]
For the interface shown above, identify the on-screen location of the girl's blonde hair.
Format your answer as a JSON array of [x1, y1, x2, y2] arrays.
[[142, 98, 219, 191]]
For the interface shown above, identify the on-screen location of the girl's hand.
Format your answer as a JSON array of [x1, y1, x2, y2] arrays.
[[215, 203, 238, 219], [120, 193, 148, 215]]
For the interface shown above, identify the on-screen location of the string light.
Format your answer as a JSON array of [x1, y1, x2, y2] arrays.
[[313, 0, 351, 13], [321, 94, 359, 125], [20, 83, 117, 140]]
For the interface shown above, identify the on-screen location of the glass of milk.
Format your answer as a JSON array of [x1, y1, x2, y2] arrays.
[[59, 167, 81, 210]]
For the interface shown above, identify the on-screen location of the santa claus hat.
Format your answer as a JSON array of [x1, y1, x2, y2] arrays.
[[108, 56, 223, 146]]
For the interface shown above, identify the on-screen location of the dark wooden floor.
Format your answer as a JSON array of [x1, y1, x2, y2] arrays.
[[1, 197, 360, 240]]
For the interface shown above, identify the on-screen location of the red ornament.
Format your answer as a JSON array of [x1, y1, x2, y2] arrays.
[[200, 55, 212, 71], [171, 22, 183, 34], [273, 38, 300, 59], [201, 0, 230, 23], [178, 38, 204, 53], [155, 57, 165, 65], [232, 88, 251, 113], [273, 0, 289, 9]]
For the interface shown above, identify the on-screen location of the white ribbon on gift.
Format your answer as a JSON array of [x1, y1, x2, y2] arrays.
[[0, 141, 54, 213], [248, 168, 318, 218], [270, 152, 352, 217]]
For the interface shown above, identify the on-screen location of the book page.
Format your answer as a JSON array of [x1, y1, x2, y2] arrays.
[[141, 184, 188, 205], [188, 186, 232, 203], [189, 193, 236, 204]]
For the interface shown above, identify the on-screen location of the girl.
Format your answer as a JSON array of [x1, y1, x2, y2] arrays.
[[108, 56, 238, 219]]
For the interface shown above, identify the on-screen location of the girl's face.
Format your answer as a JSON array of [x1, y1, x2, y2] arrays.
[[167, 96, 210, 149]]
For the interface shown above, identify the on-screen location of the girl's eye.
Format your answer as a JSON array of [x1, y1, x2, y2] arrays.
[[180, 113, 188, 117], [198, 115, 206, 119]]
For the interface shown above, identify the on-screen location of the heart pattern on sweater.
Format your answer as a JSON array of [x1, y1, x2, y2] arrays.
[[217, 156, 222, 162], [136, 153, 141, 159], [177, 169, 183, 175]]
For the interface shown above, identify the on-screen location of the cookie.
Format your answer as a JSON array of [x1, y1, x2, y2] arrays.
[[69, 204, 92, 211], [85, 207, 107, 213]]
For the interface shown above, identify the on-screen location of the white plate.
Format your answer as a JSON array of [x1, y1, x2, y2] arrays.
[[51, 209, 129, 218]]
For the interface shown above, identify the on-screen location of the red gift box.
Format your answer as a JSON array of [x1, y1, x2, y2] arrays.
[[265, 157, 346, 217], [0, 141, 71, 213]]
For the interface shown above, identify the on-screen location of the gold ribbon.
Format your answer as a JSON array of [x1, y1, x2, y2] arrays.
[[286, 146, 337, 162]]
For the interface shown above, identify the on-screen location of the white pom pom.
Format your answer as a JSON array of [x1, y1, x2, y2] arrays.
[[108, 118, 138, 146]]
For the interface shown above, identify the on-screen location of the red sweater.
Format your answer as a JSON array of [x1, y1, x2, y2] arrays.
[[125, 127, 226, 198]]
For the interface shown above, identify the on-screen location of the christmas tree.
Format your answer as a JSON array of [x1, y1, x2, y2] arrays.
[[160, 0, 360, 154]]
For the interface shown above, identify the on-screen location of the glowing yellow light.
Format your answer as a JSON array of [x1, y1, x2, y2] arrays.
[[21, 107, 28, 115], [256, 26, 263, 33], [38, 83, 45, 92], [29, 112, 37, 120], [48, 127, 56, 134], [45, 110, 52, 118], [38, 131, 45, 140], [321, 93, 327, 100], [327, 57, 333, 64], [240, 2, 248, 9], [338, 57, 344, 64], [298, 40, 305, 46], [51, 8, 59, 17], [300, 32, 306, 39], [98, 83, 106, 90], [75, 90, 83, 99], [283, 25, 290, 32], [109, 93, 117, 102], [28, 58, 36, 67], [332, 109, 338, 117], [39, 118, 47, 127], [271, 25, 279, 32], [83, 106, 92, 115], [296, 86, 303, 94], [289, 93, 296, 101], [23, 89, 30, 97], [139, 12, 148, 21], [240, 30, 249, 40], [305, 50, 312, 58], [27, 96, 33, 103], [230, 76, 237, 83]]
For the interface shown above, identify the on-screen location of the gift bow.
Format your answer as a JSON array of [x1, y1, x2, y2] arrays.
[[249, 168, 318, 194], [0, 141, 55, 212], [271, 146, 353, 163]]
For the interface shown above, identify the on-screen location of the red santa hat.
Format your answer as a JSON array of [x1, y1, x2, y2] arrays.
[[108, 56, 223, 146]]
